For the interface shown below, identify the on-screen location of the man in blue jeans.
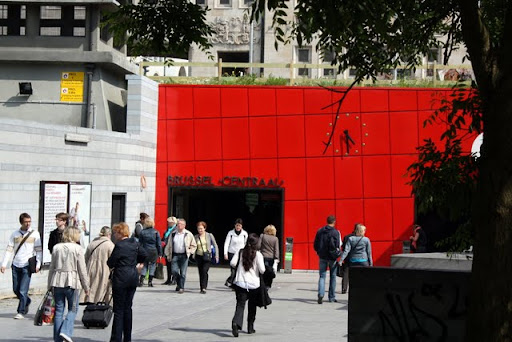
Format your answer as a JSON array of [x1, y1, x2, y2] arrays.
[[1, 213, 43, 319], [313, 215, 342, 304], [164, 218, 197, 293]]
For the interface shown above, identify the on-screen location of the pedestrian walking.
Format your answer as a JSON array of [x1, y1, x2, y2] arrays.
[[194, 221, 219, 293], [162, 216, 177, 285], [224, 218, 248, 287], [138, 217, 162, 287], [313, 215, 341, 304], [164, 218, 197, 293], [1, 213, 42, 320], [259, 224, 279, 288], [48, 226, 90, 342], [81, 226, 115, 304], [339, 224, 373, 294], [231, 233, 265, 337], [108, 222, 148, 342]]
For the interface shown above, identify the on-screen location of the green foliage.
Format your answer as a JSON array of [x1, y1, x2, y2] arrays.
[[104, 0, 213, 58], [252, 0, 460, 82], [407, 84, 482, 251], [407, 137, 477, 222], [435, 221, 474, 253]]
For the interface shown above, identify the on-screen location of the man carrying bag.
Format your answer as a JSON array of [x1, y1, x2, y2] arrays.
[[1, 213, 43, 320]]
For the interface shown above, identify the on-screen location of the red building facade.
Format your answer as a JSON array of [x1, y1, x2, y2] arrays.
[[155, 85, 469, 269]]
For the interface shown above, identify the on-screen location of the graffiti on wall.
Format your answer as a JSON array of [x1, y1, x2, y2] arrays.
[[377, 282, 468, 341]]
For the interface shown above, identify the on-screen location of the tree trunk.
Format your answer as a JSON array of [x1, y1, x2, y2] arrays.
[[467, 78, 512, 341]]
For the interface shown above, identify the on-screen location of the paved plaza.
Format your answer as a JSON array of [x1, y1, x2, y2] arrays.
[[0, 267, 348, 341]]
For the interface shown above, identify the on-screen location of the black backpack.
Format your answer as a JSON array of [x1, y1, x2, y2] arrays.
[[326, 230, 342, 260]]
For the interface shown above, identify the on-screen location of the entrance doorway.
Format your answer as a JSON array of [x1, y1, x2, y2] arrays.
[[169, 187, 284, 265], [111, 193, 126, 227], [218, 51, 249, 76]]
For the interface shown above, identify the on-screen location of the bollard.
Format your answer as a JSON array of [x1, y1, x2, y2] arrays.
[[284, 237, 293, 274], [402, 240, 411, 254]]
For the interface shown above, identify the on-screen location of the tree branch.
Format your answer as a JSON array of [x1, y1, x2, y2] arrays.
[[321, 78, 360, 155], [457, 0, 494, 96]]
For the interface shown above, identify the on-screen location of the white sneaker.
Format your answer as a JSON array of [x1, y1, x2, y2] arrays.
[[13, 313, 24, 319], [59, 333, 73, 342]]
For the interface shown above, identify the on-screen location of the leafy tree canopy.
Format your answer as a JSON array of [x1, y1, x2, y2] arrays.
[[105, 0, 214, 58]]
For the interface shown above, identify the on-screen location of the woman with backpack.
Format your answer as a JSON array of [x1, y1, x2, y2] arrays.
[[137, 217, 162, 287]]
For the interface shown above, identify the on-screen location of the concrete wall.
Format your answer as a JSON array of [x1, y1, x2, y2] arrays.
[[391, 253, 473, 271], [0, 75, 158, 297], [348, 267, 470, 341], [0, 63, 130, 131]]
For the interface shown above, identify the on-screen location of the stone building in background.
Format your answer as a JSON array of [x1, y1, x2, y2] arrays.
[[0, 0, 157, 295]]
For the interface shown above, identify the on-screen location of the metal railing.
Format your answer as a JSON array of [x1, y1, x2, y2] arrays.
[[138, 58, 473, 86]]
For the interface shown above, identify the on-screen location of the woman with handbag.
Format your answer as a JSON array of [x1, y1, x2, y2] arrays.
[[194, 221, 219, 294], [339, 224, 373, 294], [259, 225, 280, 288], [230, 233, 265, 337], [47, 226, 90, 342], [107, 222, 148, 342]]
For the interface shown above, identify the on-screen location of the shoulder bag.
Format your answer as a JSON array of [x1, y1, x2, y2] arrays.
[[337, 237, 363, 277], [199, 235, 212, 262], [256, 273, 272, 309], [14, 230, 37, 274]]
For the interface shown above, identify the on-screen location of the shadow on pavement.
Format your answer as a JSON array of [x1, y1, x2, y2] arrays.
[[167, 326, 233, 338]]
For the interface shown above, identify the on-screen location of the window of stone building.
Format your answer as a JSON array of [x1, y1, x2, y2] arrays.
[[40, 5, 86, 37], [196, 0, 206, 5], [217, 0, 231, 7], [427, 47, 441, 63], [297, 47, 311, 77], [0, 4, 26, 36], [322, 49, 336, 78]]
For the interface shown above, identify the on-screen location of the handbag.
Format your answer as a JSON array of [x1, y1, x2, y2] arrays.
[[199, 235, 212, 262], [34, 289, 52, 326], [42, 290, 55, 325], [336, 262, 344, 278], [256, 274, 272, 309], [154, 257, 164, 279], [28, 255, 37, 274], [202, 251, 212, 262]]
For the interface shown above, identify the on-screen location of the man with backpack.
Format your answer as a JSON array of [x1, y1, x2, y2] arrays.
[[313, 215, 341, 304]]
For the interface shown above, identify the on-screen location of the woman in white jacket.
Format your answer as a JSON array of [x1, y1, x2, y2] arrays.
[[48, 227, 90, 342], [224, 218, 248, 287], [230, 233, 265, 337]]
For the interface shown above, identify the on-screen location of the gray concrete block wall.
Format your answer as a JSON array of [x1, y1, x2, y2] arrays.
[[391, 253, 473, 271], [0, 75, 158, 297], [348, 267, 470, 341]]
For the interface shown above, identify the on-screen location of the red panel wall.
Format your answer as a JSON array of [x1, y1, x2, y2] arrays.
[[156, 85, 465, 269]]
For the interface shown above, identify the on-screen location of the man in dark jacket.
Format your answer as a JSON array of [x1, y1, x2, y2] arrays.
[[131, 212, 148, 241], [313, 215, 341, 304], [48, 212, 68, 254]]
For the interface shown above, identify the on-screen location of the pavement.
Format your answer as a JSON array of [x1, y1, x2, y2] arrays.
[[0, 267, 348, 341]]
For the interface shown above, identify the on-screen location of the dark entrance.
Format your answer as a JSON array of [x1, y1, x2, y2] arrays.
[[217, 51, 249, 76], [169, 187, 284, 265]]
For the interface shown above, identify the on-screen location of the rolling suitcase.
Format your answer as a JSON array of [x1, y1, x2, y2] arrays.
[[82, 299, 113, 328]]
